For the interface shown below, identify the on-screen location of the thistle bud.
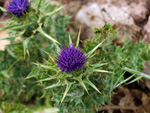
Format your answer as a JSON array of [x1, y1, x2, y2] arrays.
[[57, 45, 87, 73], [6, 0, 29, 17]]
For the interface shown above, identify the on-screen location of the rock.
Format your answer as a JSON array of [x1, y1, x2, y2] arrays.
[[0, 23, 9, 51], [75, 2, 141, 42], [0, 30, 9, 51], [75, 3, 105, 28], [75, 2, 135, 27], [34, 108, 59, 113], [131, 2, 150, 27], [142, 17, 150, 43], [144, 62, 150, 75]]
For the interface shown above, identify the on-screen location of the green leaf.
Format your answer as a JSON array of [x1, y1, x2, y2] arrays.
[[114, 74, 135, 88], [45, 6, 64, 17], [61, 81, 74, 104], [69, 34, 72, 45], [46, 80, 65, 89], [23, 38, 31, 59], [76, 28, 81, 48], [122, 67, 150, 79], [42, 0, 51, 10], [26, 67, 40, 79], [113, 72, 125, 89], [0, 25, 28, 31], [91, 63, 107, 68], [84, 75, 101, 94], [10, 25, 28, 30], [0, 6, 7, 13], [33, 63, 58, 71], [74, 75, 89, 94], [38, 24, 60, 45], [86, 40, 104, 58], [7, 49, 17, 58], [92, 69, 111, 73], [8, 58, 21, 70], [40, 49, 55, 62], [0, 36, 16, 40], [37, 0, 42, 13], [37, 76, 58, 82], [127, 76, 143, 84], [0, 25, 17, 31], [39, 6, 65, 22], [37, 75, 62, 82]]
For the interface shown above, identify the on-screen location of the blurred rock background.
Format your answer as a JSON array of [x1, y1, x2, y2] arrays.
[[0, 0, 9, 51], [0, 0, 150, 113]]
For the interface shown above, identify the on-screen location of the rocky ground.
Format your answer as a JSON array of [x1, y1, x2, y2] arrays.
[[0, 0, 150, 113]]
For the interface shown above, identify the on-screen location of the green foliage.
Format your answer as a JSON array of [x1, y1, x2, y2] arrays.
[[27, 23, 150, 112], [0, 0, 70, 111], [0, 0, 150, 112]]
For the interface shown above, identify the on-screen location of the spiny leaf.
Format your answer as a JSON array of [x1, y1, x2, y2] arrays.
[[76, 27, 81, 48], [26, 67, 40, 79], [38, 24, 60, 45], [91, 63, 107, 68], [0, 6, 7, 13], [113, 72, 125, 89], [0, 25, 17, 31], [39, 5, 65, 22], [123, 67, 150, 79], [23, 38, 31, 59], [42, 0, 51, 10], [86, 40, 104, 58], [37, 76, 58, 82], [61, 81, 74, 104], [10, 25, 28, 30], [0, 36, 16, 40], [46, 80, 65, 89], [40, 49, 55, 62], [69, 34, 72, 45], [92, 69, 111, 73], [127, 76, 143, 84], [0, 24, 28, 31], [7, 49, 17, 58], [45, 5, 65, 17], [74, 75, 89, 94], [84, 75, 101, 94], [114, 74, 135, 88], [33, 63, 57, 71], [37, 0, 42, 13], [8, 58, 21, 70]]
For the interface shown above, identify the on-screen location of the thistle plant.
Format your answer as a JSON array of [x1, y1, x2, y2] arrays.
[[27, 24, 150, 113], [27, 33, 108, 112], [0, 0, 70, 111], [0, 0, 69, 47], [0, 0, 150, 112]]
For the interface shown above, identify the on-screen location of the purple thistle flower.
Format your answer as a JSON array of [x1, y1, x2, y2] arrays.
[[6, 0, 29, 17], [57, 45, 87, 73]]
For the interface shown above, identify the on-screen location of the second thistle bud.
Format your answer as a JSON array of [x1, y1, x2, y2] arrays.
[[6, 0, 29, 17]]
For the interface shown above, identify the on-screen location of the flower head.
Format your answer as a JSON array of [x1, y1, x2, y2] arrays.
[[6, 0, 29, 17], [57, 45, 87, 73]]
